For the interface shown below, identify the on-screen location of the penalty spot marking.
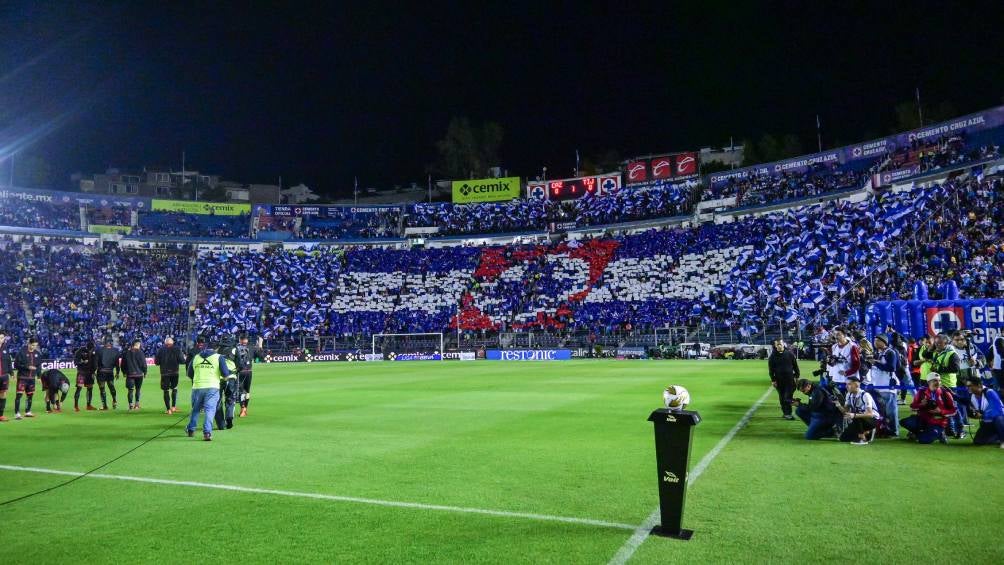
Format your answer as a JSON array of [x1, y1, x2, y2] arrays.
[[0, 464, 635, 532], [607, 387, 774, 565]]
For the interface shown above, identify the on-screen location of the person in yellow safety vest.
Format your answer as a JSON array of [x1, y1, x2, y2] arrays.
[[914, 335, 935, 382], [186, 336, 232, 441]]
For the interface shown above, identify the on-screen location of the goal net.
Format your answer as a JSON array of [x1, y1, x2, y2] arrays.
[[372, 333, 445, 359]]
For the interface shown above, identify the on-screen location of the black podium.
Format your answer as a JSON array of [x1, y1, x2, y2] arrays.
[[647, 408, 701, 540]]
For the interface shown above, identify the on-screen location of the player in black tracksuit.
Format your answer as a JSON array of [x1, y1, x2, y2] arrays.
[[120, 340, 148, 411], [155, 338, 186, 414], [73, 341, 98, 411], [235, 334, 263, 417], [43, 369, 70, 412], [95, 338, 121, 410]]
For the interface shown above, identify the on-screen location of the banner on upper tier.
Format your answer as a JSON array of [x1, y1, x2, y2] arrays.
[[0, 186, 150, 209], [261, 205, 403, 217], [152, 199, 251, 216], [451, 176, 521, 204], [866, 299, 1004, 354], [485, 349, 572, 361], [708, 104, 1004, 189], [87, 224, 132, 234]]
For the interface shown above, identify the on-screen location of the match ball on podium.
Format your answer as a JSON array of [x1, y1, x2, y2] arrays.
[[663, 385, 690, 411]]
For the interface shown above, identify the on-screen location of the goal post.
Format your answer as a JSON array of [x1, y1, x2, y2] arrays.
[[371, 332, 445, 359]]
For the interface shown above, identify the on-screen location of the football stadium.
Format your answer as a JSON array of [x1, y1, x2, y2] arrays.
[[2, 3, 1004, 564]]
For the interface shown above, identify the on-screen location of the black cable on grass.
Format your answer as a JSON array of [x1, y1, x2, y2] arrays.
[[0, 413, 189, 507]]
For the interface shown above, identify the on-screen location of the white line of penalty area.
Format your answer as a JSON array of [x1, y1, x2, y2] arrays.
[[607, 387, 775, 565], [0, 464, 636, 531]]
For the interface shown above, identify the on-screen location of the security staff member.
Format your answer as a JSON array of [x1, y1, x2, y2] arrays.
[[768, 339, 800, 420], [235, 333, 262, 417], [73, 341, 97, 411], [186, 337, 232, 441], [155, 337, 186, 414], [14, 337, 42, 419], [214, 337, 239, 431], [95, 337, 121, 410]]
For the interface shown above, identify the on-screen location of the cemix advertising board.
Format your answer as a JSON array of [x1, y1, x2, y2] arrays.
[[451, 177, 521, 204], [151, 199, 251, 216]]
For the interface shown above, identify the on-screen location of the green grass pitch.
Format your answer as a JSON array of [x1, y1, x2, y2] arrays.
[[1, 360, 1002, 563]]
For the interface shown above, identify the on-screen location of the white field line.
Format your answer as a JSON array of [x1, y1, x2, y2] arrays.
[[607, 387, 774, 565], [0, 464, 635, 531]]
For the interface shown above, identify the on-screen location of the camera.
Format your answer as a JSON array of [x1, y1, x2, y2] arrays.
[[826, 354, 846, 366], [924, 399, 939, 411], [812, 368, 826, 377]]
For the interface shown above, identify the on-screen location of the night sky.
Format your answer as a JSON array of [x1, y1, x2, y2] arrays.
[[1, 1, 1002, 197]]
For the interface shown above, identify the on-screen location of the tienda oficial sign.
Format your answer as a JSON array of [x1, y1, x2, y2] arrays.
[[451, 177, 521, 204]]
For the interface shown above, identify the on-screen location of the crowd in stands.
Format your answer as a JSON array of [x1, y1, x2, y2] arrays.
[[883, 133, 1000, 176], [87, 206, 131, 226], [194, 246, 481, 339], [705, 136, 1000, 208], [403, 181, 695, 236], [0, 238, 190, 358], [193, 170, 1004, 349], [2, 167, 1003, 366], [737, 166, 868, 207], [0, 198, 81, 231], [134, 211, 250, 239], [299, 208, 401, 240]]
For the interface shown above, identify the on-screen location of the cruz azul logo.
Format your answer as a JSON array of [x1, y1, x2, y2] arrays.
[[926, 306, 965, 336], [663, 471, 681, 484]]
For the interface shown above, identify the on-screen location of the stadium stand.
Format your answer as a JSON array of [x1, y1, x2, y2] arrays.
[[134, 210, 250, 239], [0, 197, 81, 231], [2, 107, 1004, 359], [0, 238, 190, 358]]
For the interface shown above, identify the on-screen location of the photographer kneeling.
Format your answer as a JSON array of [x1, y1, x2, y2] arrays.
[[794, 378, 841, 440], [838, 375, 879, 445], [966, 378, 1004, 448], [900, 372, 956, 444]]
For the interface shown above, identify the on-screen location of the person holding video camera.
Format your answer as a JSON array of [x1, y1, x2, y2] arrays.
[[854, 329, 874, 382], [965, 377, 1004, 447], [931, 334, 966, 439], [793, 378, 841, 440], [838, 375, 879, 444], [826, 327, 860, 389], [900, 372, 956, 444], [768, 339, 800, 420], [987, 334, 1004, 391], [952, 331, 983, 426], [870, 334, 902, 436]]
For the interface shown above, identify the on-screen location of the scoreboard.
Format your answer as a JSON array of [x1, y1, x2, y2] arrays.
[[527, 173, 621, 201]]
